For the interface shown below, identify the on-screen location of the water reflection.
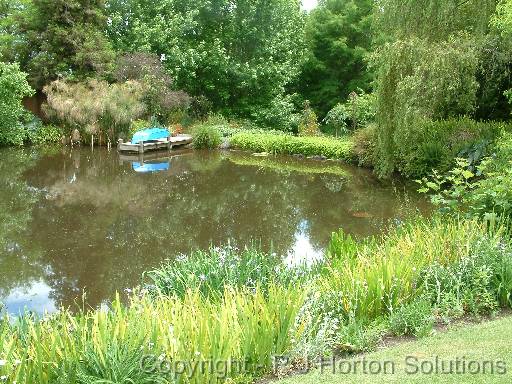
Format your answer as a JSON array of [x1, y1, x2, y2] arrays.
[[132, 161, 170, 173], [2, 281, 57, 315], [0, 147, 429, 315]]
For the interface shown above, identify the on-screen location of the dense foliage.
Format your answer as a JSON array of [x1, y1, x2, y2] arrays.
[[0, 62, 34, 145], [372, 0, 511, 177], [5, 0, 115, 88], [419, 131, 512, 221], [297, 0, 374, 118], [230, 132, 355, 161], [106, 0, 305, 124]]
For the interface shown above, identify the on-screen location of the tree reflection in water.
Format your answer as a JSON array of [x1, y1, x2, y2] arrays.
[[0, 147, 428, 314]]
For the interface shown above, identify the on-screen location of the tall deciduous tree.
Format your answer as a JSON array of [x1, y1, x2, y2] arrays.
[[105, 0, 305, 121], [297, 0, 374, 118], [372, 0, 498, 176], [16, 0, 115, 88]]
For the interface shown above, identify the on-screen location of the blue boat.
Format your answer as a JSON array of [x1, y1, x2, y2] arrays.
[[131, 128, 170, 144]]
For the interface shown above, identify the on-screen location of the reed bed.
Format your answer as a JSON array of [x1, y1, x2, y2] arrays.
[[318, 217, 507, 321], [0, 286, 306, 384]]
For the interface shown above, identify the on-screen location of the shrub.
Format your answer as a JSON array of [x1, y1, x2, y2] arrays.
[[298, 102, 320, 137], [418, 132, 512, 221], [30, 124, 63, 145], [230, 133, 355, 161], [351, 124, 378, 168], [393, 117, 507, 178], [324, 91, 376, 135], [250, 94, 301, 132], [389, 298, 434, 337], [115, 52, 190, 125], [419, 232, 512, 318], [192, 124, 222, 149], [189, 95, 213, 120], [0, 62, 34, 146]]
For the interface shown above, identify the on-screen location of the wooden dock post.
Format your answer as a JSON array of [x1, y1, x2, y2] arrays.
[[139, 140, 144, 154]]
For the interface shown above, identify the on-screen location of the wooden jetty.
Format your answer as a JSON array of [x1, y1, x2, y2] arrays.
[[117, 134, 193, 153], [118, 148, 193, 163]]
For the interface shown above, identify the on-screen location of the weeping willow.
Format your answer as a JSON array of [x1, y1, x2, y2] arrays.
[[372, 0, 498, 177]]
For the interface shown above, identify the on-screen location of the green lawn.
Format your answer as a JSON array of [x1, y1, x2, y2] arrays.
[[274, 316, 512, 384]]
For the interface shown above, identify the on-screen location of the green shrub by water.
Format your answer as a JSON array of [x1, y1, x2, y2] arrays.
[[192, 123, 222, 149], [230, 132, 355, 161], [418, 132, 512, 221], [378, 117, 509, 178], [0, 63, 34, 146]]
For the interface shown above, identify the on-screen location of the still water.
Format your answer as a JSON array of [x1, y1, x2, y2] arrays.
[[0, 147, 428, 315]]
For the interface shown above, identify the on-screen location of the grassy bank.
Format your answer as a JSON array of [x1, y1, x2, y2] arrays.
[[273, 314, 512, 384], [229, 132, 355, 162]]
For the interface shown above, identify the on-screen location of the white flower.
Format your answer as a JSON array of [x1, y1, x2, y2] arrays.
[[199, 274, 206, 281], [0, 376, 6, 381], [0, 360, 6, 366], [14, 359, 21, 366], [195, 351, 201, 356]]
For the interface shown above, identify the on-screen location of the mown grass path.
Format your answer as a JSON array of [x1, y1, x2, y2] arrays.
[[274, 316, 512, 384]]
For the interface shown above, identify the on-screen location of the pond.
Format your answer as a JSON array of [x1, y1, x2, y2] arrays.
[[0, 147, 429, 315]]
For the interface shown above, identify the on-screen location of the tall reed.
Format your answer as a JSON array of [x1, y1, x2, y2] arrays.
[[0, 286, 306, 384], [318, 216, 506, 322]]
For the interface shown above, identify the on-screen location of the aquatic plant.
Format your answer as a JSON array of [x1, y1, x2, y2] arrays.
[[146, 245, 307, 298], [192, 123, 222, 149], [317, 216, 510, 322], [0, 287, 306, 384]]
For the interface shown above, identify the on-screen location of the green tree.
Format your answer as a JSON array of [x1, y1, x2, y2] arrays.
[[0, 0, 28, 63], [372, 0, 497, 176], [14, 0, 114, 88], [0, 62, 34, 145], [105, 0, 305, 123], [494, 0, 512, 114], [296, 0, 374, 118]]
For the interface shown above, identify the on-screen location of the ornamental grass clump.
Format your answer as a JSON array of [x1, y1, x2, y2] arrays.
[[317, 216, 507, 323], [0, 286, 306, 384]]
